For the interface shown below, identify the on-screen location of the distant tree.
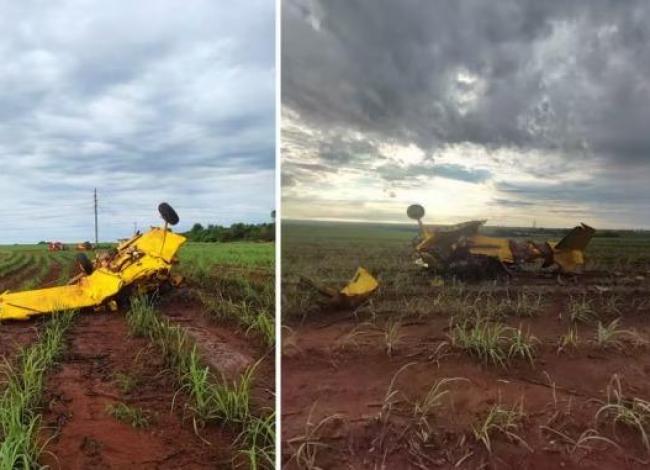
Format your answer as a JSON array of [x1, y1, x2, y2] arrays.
[[182, 222, 274, 243]]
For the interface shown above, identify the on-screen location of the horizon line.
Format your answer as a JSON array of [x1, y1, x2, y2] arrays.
[[282, 217, 650, 232]]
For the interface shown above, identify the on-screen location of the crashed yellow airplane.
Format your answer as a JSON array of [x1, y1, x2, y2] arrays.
[[0, 203, 185, 321], [407, 204, 595, 278]]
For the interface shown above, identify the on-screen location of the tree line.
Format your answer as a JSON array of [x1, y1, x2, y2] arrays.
[[183, 222, 275, 242]]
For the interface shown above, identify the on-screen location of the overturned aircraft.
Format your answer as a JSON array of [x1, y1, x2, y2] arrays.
[[0, 203, 185, 321], [407, 204, 595, 278]]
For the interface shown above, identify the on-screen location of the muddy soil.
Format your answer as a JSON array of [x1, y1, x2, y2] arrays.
[[40, 311, 234, 469], [282, 289, 650, 469], [0, 319, 46, 360], [159, 294, 275, 411], [39, 257, 67, 287]]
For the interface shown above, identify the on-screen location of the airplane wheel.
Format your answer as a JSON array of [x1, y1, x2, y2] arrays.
[[407, 204, 425, 220], [76, 253, 94, 275], [158, 202, 179, 225]]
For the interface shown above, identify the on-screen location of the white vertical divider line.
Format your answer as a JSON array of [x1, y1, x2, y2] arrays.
[[274, 0, 282, 467]]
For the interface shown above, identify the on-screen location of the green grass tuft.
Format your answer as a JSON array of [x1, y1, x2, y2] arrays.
[[0, 310, 76, 468], [106, 402, 151, 428]]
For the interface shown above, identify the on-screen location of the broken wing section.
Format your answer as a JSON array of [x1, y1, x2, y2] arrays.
[[302, 266, 379, 308], [340, 267, 379, 299], [0, 270, 123, 321]]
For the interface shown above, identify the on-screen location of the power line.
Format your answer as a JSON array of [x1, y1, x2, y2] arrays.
[[94, 188, 98, 244]]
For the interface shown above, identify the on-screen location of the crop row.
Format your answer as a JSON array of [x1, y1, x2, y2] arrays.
[[181, 261, 275, 347], [127, 296, 275, 468], [0, 311, 76, 467], [0, 253, 35, 280]]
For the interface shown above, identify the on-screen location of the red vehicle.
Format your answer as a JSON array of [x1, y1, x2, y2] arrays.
[[76, 241, 93, 251], [48, 241, 66, 251]]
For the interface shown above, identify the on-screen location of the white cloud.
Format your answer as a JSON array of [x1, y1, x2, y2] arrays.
[[0, 0, 275, 243]]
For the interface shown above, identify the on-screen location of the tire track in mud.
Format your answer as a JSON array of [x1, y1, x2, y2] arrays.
[[38, 255, 68, 287], [159, 295, 275, 410], [40, 311, 234, 469]]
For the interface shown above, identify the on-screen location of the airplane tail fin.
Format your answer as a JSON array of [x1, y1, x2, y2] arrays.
[[555, 223, 596, 251]]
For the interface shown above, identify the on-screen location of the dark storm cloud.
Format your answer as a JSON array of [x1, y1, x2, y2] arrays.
[[283, 0, 650, 210], [492, 174, 650, 227], [318, 137, 379, 164], [0, 0, 275, 243], [285, 0, 650, 157], [377, 162, 491, 184], [496, 179, 650, 206], [292, 162, 338, 173], [490, 198, 535, 208]]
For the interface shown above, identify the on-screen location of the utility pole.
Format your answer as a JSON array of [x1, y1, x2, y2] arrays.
[[94, 188, 98, 244]]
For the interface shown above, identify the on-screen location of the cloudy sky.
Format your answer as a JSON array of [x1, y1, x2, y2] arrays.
[[282, 0, 650, 229], [0, 0, 274, 243]]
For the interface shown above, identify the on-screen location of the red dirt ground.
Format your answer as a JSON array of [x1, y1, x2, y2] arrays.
[[282, 290, 650, 469], [39, 310, 235, 469], [39, 257, 64, 287], [159, 294, 275, 412], [0, 319, 45, 360]]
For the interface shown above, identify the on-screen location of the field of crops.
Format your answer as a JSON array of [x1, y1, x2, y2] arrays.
[[0, 241, 274, 469], [281, 221, 650, 469]]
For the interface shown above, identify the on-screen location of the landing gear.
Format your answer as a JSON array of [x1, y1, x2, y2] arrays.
[[76, 253, 94, 275]]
